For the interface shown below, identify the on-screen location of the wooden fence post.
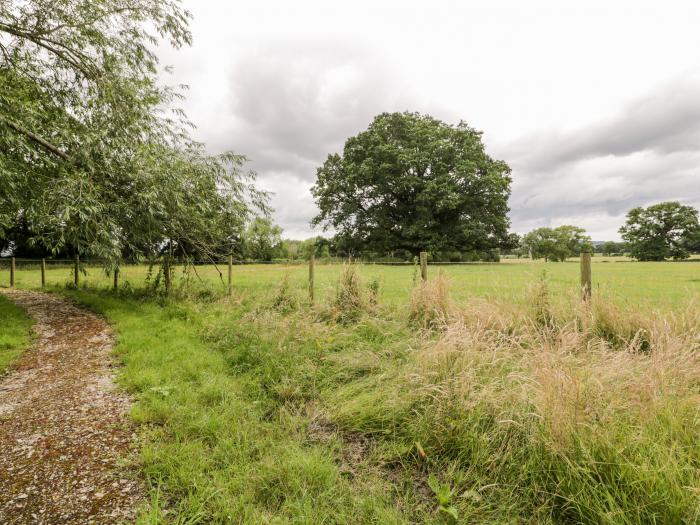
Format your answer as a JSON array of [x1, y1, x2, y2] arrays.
[[580, 252, 592, 302], [41, 258, 46, 287], [10, 257, 15, 288], [227, 255, 233, 296], [74, 254, 79, 286], [308, 254, 315, 303], [419, 251, 428, 282], [113, 267, 119, 291]]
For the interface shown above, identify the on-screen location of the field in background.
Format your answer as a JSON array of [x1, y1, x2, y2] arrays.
[[2, 257, 699, 310]]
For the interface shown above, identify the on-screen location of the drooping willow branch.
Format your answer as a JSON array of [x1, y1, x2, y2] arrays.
[[0, 115, 70, 160]]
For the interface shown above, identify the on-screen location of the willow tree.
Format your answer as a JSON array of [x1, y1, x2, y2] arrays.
[[0, 0, 266, 267]]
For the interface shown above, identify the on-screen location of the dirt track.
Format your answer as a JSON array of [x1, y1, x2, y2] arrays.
[[0, 289, 141, 524]]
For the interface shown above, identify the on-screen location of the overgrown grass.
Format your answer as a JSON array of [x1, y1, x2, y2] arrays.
[[63, 288, 410, 524], [0, 293, 32, 374], [27, 265, 700, 523]]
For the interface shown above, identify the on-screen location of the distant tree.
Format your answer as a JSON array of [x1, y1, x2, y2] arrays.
[[242, 218, 283, 261], [599, 241, 628, 256], [311, 112, 512, 257], [619, 202, 699, 261], [556, 225, 593, 256], [521, 225, 593, 262], [500, 233, 521, 255], [601, 241, 618, 256]]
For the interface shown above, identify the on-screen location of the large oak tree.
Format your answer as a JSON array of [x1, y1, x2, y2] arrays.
[[311, 112, 512, 257]]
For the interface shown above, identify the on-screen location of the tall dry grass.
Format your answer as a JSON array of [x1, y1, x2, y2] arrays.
[[406, 289, 700, 521], [408, 272, 453, 330], [329, 279, 700, 521]]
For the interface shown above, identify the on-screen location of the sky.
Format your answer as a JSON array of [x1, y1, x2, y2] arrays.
[[157, 1, 700, 240]]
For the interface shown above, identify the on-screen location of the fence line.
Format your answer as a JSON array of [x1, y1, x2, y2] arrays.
[[0, 253, 596, 305]]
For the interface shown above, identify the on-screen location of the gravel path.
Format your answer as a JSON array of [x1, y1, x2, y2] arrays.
[[0, 289, 141, 524]]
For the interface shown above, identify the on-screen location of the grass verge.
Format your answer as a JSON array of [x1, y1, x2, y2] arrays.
[[0, 293, 33, 374]]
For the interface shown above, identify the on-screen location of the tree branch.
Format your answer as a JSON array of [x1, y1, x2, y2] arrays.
[[0, 115, 70, 160]]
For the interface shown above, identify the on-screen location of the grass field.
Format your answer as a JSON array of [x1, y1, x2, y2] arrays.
[[0, 294, 32, 374], [3, 257, 699, 310], [2, 259, 700, 523]]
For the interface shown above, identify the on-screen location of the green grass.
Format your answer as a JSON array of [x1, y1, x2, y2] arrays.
[[4, 259, 700, 523], [0, 293, 32, 374], [4, 257, 699, 310], [63, 289, 411, 524]]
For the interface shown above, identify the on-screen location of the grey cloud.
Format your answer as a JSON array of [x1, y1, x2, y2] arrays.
[[490, 74, 700, 238], [220, 41, 413, 180], [503, 73, 700, 174], [189, 39, 418, 237]]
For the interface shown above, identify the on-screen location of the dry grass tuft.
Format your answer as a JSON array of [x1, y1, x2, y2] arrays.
[[408, 273, 453, 330], [412, 296, 700, 452], [330, 263, 368, 323]]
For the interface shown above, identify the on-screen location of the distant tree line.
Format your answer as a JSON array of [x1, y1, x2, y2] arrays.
[[229, 199, 700, 263]]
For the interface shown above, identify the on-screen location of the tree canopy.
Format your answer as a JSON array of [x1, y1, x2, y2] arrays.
[[0, 0, 266, 265], [619, 202, 699, 261], [311, 112, 512, 257], [521, 225, 593, 262]]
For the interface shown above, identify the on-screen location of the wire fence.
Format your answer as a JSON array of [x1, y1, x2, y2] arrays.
[[1, 255, 698, 311], [0, 253, 591, 298]]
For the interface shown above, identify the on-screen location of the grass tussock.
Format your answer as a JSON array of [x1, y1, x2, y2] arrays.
[[408, 273, 452, 330], [327, 263, 374, 323], [328, 295, 700, 523], [528, 270, 556, 329], [271, 273, 299, 313]]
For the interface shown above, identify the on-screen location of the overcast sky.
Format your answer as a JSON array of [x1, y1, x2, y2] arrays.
[[157, 1, 700, 240]]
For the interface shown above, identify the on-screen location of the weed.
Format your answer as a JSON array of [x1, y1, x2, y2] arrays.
[[529, 270, 555, 329], [428, 475, 459, 522], [367, 277, 380, 306]]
